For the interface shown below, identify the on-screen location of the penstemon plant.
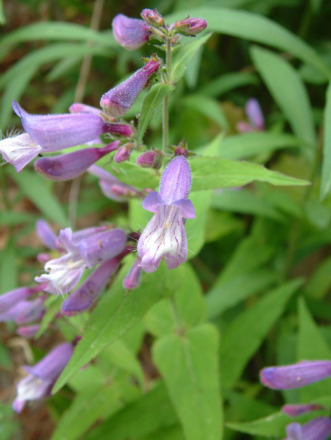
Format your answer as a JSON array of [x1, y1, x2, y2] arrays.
[[1, 4, 330, 440]]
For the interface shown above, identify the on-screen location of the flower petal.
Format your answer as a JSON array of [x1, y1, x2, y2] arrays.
[[142, 191, 164, 212], [0, 133, 42, 172], [160, 156, 192, 203], [172, 198, 196, 219]]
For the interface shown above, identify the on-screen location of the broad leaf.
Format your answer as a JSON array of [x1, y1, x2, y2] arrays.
[[153, 324, 222, 440], [190, 156, 309, 191]]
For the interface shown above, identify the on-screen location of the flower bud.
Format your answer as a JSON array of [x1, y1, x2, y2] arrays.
[[123, 258, 142, 290], [141, 9, 164, 27], [136, 150, 162, 169], [114, 143, 133, 163], [173, 17, 207, 36], [100, 59, 160, 117], [112, 14, 151, 50]]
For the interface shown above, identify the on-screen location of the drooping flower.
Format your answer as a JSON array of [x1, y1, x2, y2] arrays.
[[237, 98, 265, 133], [35, 141, 119, 181], [112, 14, 152, 50], [13, 342, 73, 412], [61, 257, 120, 315], [35, 227, 126, 295], [0, 284, 45, 313], [260, 360, 331, 389], [282, 404, 324, 417], [284, 418, 331, 440], [137, 156, 195, 273], [100, 59, 160, 117], [0, 297, 46, 325], [88, 165, 143, 202], [123, 258, 142, 290]]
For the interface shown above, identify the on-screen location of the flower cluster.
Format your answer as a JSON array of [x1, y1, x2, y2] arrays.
[[260, 361, 331, 440], [0, 7, 202, 413]]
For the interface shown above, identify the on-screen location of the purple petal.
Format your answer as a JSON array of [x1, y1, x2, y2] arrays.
[[104, 123, 134, 137], [286, 423, 302, 440], [24, 342, 73, 382], [69, 103, 102, 116], [34, 142, 119, 181], [172, 198, 196, 219], [123, 258, 142, 290], [236, 121, 255, 133], [12, 101, 105, 151], [246, 98, 264, 130], [260, 361, 331, 389], [78, 228, 127, 268], [36, 219, 58, 249], [164, 220, 187, 270], [302, 418, 331, 440], [100, 60, 159, 117], [112, 14, 151, 50], [142, 191, 164, 212], [160, 156, 192, 203], [114, 144, 133, 163], [0, 133, 42, 172], [61, 258, 120, 315], [0, 297, 45, 324], [173, 17, 207, 36], [282, 404, 324, 417], [0, 285, 43, 313], [17, 324, 41, 338]]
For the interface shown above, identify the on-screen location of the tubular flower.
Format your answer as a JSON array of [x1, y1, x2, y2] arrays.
[[100, 59, 160, 117], [282, 404, 324, 417], [88, 165, 143, 201], [237, 98, 265, 133], [35, 227, 126, 295], [285, 418, 331, 440], [260, 360, 331, 390], [0, 297, 46, 325], [137, 156, 195, 273], [35, 141, 119, 181], [0, 284, 45, 314], [112, 14, 152, 50], [13, 342, 73, 412]]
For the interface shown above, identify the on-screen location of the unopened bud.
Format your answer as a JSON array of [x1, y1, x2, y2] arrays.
[[174, 17, 207, 36], [174, 146, 189, 157], [136, 150, 162, 169], [112, 14, 151, 50], [114, 143, 133, 163], [141, 9, 164, 27]]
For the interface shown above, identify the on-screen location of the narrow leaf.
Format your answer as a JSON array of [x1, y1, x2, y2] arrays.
[[321, 82, 331, 199]]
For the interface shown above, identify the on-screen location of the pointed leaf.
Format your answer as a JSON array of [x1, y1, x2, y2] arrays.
[[321, 82, 331, 199]]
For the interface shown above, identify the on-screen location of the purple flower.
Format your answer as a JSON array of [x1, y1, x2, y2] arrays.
[[141, 9, 164, 26], [13, 342, 73, 412], [282, 404, 324, 417], [137, 150, 162, 169], [100, 59, 160, 117], [0, 297, 45, 325], [17, 324, 41, 339], [88, 165, 143, 202], [237, 98, 265, 133], [114, 143, 133, 163], [0, 285, 45, 313], [260, 360, 331, 390], [112, 14, 152, 50], [35, 227, 126, 295], [123, 258, 142, 290], [34, 141, 119, 181], [285, 418, 331, 440], [137, 156, 195, 273], [36, 219, 58, 250], [61, 257, 120, 315], [173, 17, 207, 36], [69, 103, 103, 116], [0, 133, 43, 172]]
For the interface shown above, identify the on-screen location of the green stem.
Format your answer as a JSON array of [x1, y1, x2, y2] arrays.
[[162, 36, 172, 154]]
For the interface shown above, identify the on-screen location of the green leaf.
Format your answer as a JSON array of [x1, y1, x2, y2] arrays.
[[0, 239, 17, 293], [138, 83, 174, 144], [220, 279, 303, 388], [181, 95, 228, 131], [10, 169, 68, 227], [305, 256, 331, 299], [153, 324, 222, 440], [321, 82, 331, 199], [145, 263, 206, 337], [166, 8, 330, 78], [297, 298, 331, 401], [53, 259, 182, 393], [0, 0, 5, 25], [207, 269, 279, 319], [140, 425, 185, 440], [51, 382, 123, 440], [251, 46, 316, 149], [84, 383, 178, 440], [219, 132, 305, 160], [199, 72, 258, 97], [212, 189, 283, 220], [171, 33, 211, 83], [105, 160, 159, 190], [190, 156, 309, 191]]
